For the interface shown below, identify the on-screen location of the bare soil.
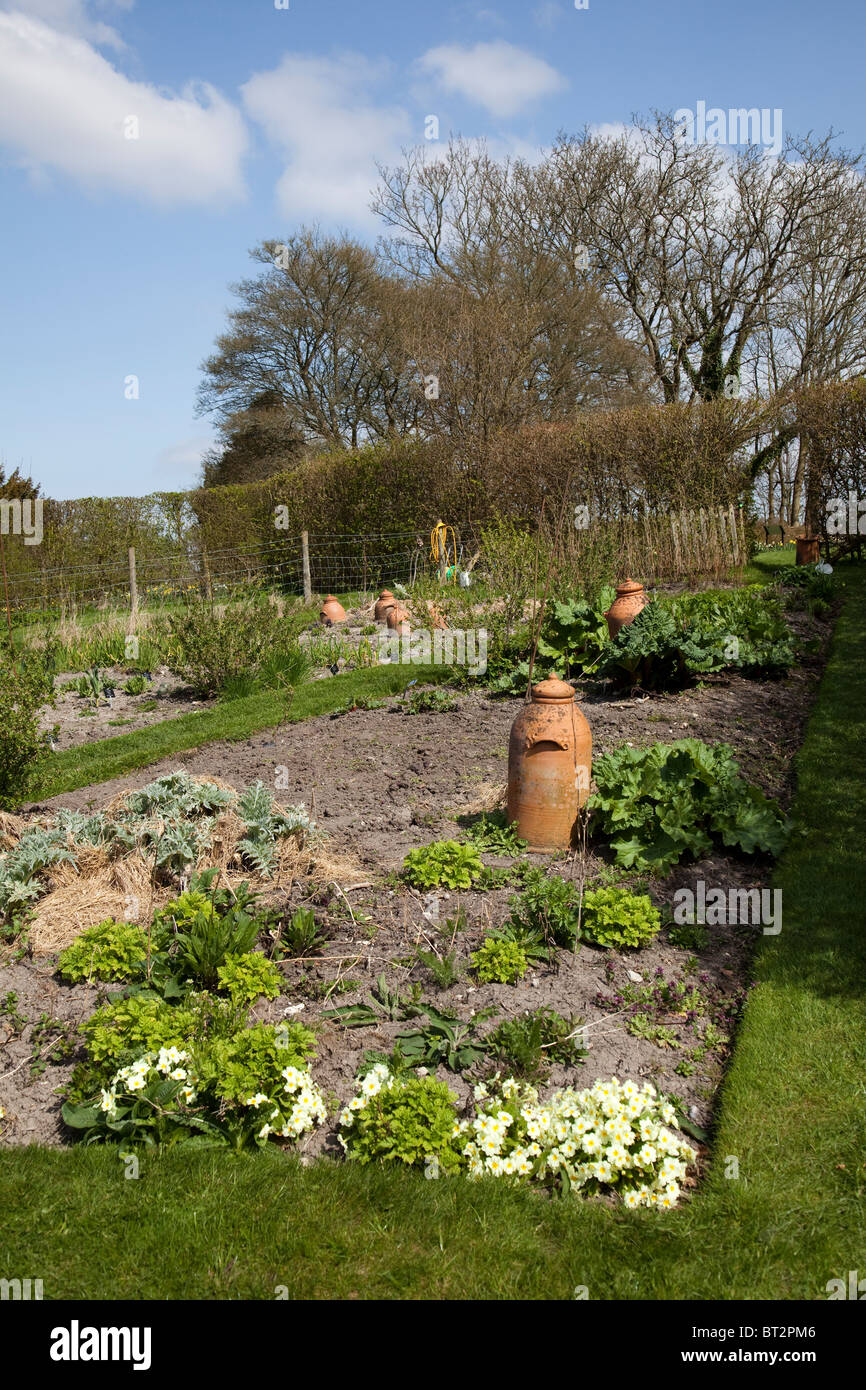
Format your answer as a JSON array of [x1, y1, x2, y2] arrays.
[[1, 605, 834, 1155], [39, 668, 214, 751]]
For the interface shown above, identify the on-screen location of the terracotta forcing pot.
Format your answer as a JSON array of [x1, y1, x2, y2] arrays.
[[507, 678, 592, 852], [320, 595, 347, 624], [374, 589, 396, 622], [795, 537, 820, 566], [604, 579, 648, 639], [385, 604, 410, 630]]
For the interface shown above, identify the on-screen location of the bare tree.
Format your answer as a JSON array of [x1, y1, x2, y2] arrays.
[[197, 231, 419, 450]]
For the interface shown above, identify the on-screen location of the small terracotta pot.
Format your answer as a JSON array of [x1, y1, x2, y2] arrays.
[[426, 600, 449, 631], [320, 595, 347, 624], [795, 537, 820, 566], [374, 589, 396, 622], [604, 579, 648, 639], [507, 678, 592, 852], [386, 604, 410, 630]]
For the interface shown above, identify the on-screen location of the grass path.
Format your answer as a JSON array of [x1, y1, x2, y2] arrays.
[[33, 663, 451, 800], [1, 568, 864, 1299]]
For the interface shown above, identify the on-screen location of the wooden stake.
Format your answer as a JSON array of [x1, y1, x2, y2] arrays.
[[301, 530, 312, 603]]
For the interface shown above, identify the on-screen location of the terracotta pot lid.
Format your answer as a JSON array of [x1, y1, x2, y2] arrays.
[[615, 578, 644, 594], [531, 678, 576, 702]]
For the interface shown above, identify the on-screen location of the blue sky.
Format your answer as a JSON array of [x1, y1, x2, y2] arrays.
[[0, 0, 863, 501]]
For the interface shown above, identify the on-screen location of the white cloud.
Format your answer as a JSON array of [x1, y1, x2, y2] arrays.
[[417, 40, 566, 118], [241, 52, 411, 228], [1, 0, 132, 49], [0, 12, 248, 204]]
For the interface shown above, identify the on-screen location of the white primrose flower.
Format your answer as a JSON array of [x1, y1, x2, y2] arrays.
[[246, 1093, 270, 1109]]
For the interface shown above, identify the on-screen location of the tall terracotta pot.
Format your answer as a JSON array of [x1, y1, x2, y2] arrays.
[[374, 589, 395, 621], [507, 678, 592, 852], [386, 604, 410, 630], [604, 579, 647, 639], [795, 537, 820, 565], [320, 595, 347, 624]]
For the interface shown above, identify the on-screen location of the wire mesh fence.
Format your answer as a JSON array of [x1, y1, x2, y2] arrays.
[[2, 526, 486, 618], [2, 508, 746, 622]]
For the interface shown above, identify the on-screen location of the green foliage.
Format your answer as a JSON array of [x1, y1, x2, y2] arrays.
[[580, 887, 661, 950], [276, 906, 326, 957], [487, 1008, 587, 1081], [215, 952, 283, 1006], [172, 900, 259, 991], [403, 839, 484, 890], [73, 995, 201, 1099], [460, 811, 527, 855], [668, 587, 796, 676], [415, 946, 461, 989], [198, 1021, 316, 1106], [778, 564, 835, 602], [63, 1017, 322, 1151], [321, 974, 423, 1028], [400, 687, 459, 714], [338, 1066, 462, 1172], [588, 739, 788, 873], [0, 643, 55, 810], [667, 919, 710, 951], [56, 919, 149, 983], [157, 599, 309, 697], [597, 602, 719, 691], [393, 1005, 494, 1072], [507, 867, 581, 949], [471, 937, 528, 984], [122, 674, 150, 696], [535, 593, 614, 675]]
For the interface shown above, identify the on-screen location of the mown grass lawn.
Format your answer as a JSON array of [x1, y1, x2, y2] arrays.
[[2, 564, 864, 1300]]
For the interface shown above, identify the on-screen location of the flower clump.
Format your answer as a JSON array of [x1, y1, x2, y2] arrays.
[[250, 1064, 327, 1143], [463, 1076, 695, 1208], [99, 1046, 198, 1119], [338, 1068, 695, 1208]]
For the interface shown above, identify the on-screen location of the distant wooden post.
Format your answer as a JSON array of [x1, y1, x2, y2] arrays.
[[128, 546, 138, 618], [201, 543, 214, 602], [301, 530, 312, 602]]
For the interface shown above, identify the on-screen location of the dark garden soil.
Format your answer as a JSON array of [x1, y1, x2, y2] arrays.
[[1, 604, 834, 1157]]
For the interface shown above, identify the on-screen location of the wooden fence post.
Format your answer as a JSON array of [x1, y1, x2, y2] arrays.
[[301, 530, 312, 603], [128, 546, 138, 618]]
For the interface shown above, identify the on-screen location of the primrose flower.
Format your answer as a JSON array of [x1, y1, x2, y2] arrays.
[[622, 1190, 642, 1209], [99, 1089, 117, 1116], [246, 1093, 270, 1109]]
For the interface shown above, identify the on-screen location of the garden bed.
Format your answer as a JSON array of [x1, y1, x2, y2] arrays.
[[39, 668, 215, 751], [1, 603, 831, 1166]]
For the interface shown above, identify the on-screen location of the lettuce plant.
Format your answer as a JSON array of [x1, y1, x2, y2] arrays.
[[580, 888, 661, 950], [403, 840, 484, 890], [471, 937, 528, 984], [56, 919, 149, 983]]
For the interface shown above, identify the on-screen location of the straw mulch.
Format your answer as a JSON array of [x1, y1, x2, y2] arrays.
[[21, 778, 364, 956], [456, 782, 507, 816]]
